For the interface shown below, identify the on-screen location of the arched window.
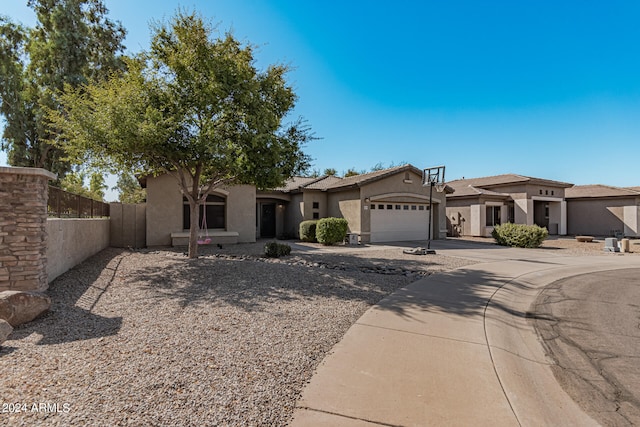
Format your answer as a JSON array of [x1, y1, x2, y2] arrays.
[[183, 194, 225, 230]]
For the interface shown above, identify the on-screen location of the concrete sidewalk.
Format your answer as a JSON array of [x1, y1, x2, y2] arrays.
[[291, 241, 638, 426]]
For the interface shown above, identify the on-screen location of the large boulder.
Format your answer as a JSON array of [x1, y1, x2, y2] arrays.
[[0, 319, 12, 345], [0, 291, 51, 327]]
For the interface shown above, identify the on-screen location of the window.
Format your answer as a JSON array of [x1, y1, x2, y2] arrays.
[[313, 212, 320, 219], [551, 190, 554, 196], [387, 204, 393, 210], [486, 205, 501, 227], [411, 205, 417, 210], [370, 204, 376, 209], [418, 206, 425, 211], [395, 205, 401, 210], [312, 201, 319, 209], [545, 204, 549, 219], [403, 205, 409, 210], [378, 204, 384, 210], [539, 190, 543, 195], [183, 195, 225, 230]]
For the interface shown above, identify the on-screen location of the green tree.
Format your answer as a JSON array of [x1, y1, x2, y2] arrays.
[[88, 172, 107, 201], [51, 11, 312, 258], [370, 162, 384, 172], [323, 168, 337, 176], [59, 171, 106, 200], [307, 169, 321, 178], [0, 0, 125, 176], [60, 171, 89, 196], [344, 168, 362, 177], [114, 172, 146, 203]]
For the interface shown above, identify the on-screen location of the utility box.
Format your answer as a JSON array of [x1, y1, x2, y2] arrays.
[[348, 233, 360, 245], [604, 237, 620, 252]]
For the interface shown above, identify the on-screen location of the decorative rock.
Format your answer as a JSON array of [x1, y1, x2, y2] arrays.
[[0, 319, 12, 345], [0, 290, 51, 327]]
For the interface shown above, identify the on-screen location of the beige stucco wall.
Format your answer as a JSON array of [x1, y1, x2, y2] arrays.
[[146, 173, 183, 246], [624, 206, 639, 237], [145, 173, 256, 245], [302, 191, 328, 220], [567, 198, 638, 236], [327, 189, 361, 234], [445, 205, 472, 236], [526, 185, 567, 199], [46, 218, 110, 283], [226, 185, 256, 243], [284, 193, 304, 238]]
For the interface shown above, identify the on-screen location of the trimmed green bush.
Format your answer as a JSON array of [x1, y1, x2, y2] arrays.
[[491, 223, 548, 248], [264, 241, 292, 258], [316, 217, 349, 245], [299, 220, 318, 242]]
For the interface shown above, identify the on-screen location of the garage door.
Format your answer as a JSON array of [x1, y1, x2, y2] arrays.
[[370, 203, 431, 242]]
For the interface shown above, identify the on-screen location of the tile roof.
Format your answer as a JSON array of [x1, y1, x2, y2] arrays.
[[274, 164, 423, 193], [447, 174, 574, 189], [303, 175, 343, 190], [274, 176, 319, 192], [565, 185, 640, 198], [448, 185, 511, 198], [326, 164, 421, 190]]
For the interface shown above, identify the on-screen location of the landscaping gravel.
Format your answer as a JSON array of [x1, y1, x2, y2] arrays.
[[0, 242, 475, 426]]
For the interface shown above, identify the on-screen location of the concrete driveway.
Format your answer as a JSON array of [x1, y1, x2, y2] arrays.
[[290, 239, 640, 426]]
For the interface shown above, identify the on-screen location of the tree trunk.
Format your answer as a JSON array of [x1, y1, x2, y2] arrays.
[[188, 199, 200, 258]]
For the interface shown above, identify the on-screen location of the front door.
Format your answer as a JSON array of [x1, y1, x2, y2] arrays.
[[533, 201, 549, 229], [261, 203, 276, 238]]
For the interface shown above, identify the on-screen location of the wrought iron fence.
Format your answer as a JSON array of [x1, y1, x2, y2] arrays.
[[48, 186, 110, 218]]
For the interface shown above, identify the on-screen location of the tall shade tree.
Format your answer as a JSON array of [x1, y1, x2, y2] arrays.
[[114, 172, 146, 204], [0, 0, 125, 176], [51, 12, 312, 258]]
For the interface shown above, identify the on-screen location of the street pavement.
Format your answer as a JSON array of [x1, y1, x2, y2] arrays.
[[533, 268, 640, 426], [290, 239, 640, 426]]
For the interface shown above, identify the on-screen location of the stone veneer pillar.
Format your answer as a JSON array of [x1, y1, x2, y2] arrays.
[[0, 167, 57, 292]]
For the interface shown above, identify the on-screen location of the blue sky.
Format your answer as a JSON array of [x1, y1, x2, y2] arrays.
[[2, 0, 640, 200]]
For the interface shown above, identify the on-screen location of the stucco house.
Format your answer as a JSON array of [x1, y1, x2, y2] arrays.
[[445, 174, 574, 237], [143, 164, 449, 246], [565, 185, 640, 237]]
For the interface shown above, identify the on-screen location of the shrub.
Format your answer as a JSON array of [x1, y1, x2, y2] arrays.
[[264, 241, 292, 258], [299, 220, 318, 242], [316, 217, 349, 245], [491, 223, 548, 248]]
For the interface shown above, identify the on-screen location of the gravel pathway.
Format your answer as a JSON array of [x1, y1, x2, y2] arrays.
[[1, 242, 474, 426]]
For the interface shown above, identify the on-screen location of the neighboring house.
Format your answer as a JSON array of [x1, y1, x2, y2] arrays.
[[445, 174, 574, 237], [565, 185, 640, 237], [143, 164, 449, 246]]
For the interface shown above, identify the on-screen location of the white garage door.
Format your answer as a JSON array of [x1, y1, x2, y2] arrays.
[[370, 203, 431, 242]]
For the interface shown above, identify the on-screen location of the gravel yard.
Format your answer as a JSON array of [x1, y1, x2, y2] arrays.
[[1, 241, 474, 426], [453, 235, 640, 255]]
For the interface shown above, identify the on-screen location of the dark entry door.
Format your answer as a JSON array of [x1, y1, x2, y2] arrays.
[[261, 203, 276, 238], [533, 201, 549, 229]]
